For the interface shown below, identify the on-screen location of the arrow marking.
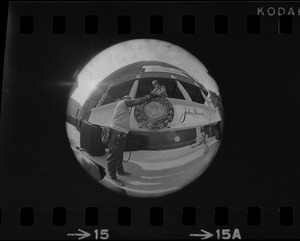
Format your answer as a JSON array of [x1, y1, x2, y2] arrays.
[[67, 229, 91, 240], [190, 229, 213, 240]]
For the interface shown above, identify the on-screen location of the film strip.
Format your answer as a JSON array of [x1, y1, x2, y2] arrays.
[[18, 11, 295, 35], [1, 1, 300, 240]]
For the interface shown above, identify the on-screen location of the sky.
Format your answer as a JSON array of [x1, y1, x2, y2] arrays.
[[71, 39, 220, 105]]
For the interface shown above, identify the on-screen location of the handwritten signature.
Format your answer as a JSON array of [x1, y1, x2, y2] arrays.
[[179, 107, 208, 123]]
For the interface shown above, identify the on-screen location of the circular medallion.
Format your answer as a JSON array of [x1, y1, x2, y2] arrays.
[[134, 97, 174, 130]]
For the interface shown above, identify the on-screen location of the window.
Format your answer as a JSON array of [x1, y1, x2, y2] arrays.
[[135, 78, 185, 99], [97, 80, 135, 106], [178, 81, 206, 104]]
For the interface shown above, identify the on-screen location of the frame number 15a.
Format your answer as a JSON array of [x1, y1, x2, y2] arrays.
[[216, 229, 241, 240], [190, 228, 241, 240]]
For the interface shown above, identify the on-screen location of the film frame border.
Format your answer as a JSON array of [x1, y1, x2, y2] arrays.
[[1, 1, 300, 240]]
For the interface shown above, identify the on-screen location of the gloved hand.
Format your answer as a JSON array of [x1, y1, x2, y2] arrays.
[[149, 91, 160, 99]]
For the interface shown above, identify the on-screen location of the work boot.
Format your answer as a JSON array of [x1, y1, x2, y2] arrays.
[[110, 177, 125, 187], [118, 170, 131, 176]]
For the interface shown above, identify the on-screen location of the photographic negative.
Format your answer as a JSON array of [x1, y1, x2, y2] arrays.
[[66, 39, 224, 197], [2, 2, 300, 239]]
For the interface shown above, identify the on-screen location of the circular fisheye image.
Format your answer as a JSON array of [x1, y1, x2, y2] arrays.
[[66, 39, 224, 197]]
